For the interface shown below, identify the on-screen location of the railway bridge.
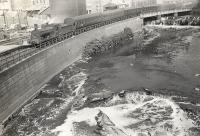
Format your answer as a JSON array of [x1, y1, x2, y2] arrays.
[[0, 5, 194, 133], [141, 8, 192, 24]]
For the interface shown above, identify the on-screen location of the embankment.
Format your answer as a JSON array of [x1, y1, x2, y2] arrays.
[[0, 17, 143, 128]]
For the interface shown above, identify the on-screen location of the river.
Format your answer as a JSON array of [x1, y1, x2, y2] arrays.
[[3, 26, 200, 136]]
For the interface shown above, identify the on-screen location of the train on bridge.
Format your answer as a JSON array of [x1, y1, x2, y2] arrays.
[[30, 5, 157, 46], [0, 3, 194, 72], [30, 3, 192, 47]]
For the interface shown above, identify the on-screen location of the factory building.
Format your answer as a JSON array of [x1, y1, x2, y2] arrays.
[[86, 0, 157, 14], [0, 0, 50, 28], [49, 0, 87, 18]]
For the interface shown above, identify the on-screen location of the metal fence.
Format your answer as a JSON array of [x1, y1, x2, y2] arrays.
[[0, 35, 69, 72], [0, 47, 39, 72]]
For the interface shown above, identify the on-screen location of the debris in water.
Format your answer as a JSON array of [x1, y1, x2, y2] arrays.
[[195, 88, 200, 92], [118, 90, 126, 97], [195, 74, 200, 77]]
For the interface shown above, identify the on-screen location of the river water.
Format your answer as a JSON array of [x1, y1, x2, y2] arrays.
[[3, 26, 200, 136]]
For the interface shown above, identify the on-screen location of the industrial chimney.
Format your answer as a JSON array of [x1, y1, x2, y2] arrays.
[[49, 0, 87, 23]]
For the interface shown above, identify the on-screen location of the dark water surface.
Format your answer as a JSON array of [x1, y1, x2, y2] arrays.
[[3, 26, 200, 136], [86, 27, 200, 97]]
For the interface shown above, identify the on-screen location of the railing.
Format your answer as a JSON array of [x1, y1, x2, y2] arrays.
[[0, 47, 39, 72], [0, 37, 67, 72]]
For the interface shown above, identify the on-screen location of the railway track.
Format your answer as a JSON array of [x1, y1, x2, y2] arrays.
[[0, 36, 29, 46]]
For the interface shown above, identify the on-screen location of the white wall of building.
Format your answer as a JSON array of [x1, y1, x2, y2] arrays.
[[0, 0, 12, 10], [86, 0, 157, 14], [0, 0, 50, 28]]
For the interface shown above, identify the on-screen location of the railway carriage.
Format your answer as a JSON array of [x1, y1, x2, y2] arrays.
[[73, 13, 102, 29], [58, 24, 75, 39], [125, 7, 141, 18], [158, 4, 177, 12], [142, 6, 158, 13], [101, 9, 125, 23]]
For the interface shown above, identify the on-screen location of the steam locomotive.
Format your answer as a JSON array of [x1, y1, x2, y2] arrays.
[[30, 4, 182, 46]]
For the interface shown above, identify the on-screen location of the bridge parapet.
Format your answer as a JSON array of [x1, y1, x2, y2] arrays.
[[140, 8, 192, 18]]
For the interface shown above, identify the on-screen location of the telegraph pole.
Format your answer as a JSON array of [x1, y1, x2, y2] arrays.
[[25, 11, 28, 27], [10, 0, 14, 11], [17, 10, 21, 27], [3, 10, 7, 28], [99, 0, 102, 12]]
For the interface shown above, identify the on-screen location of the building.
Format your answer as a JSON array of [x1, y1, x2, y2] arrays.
[[118, 0, 129, 9], [131, 0, 157, 8], [86, 0, 102, 14], [11, 0, 49, 11], [86, 0, 157, 14], [49, 0, 87, 18], [87, 0, 131, 14], [0, 0, 13, 10], [0, 0, 50, 28]]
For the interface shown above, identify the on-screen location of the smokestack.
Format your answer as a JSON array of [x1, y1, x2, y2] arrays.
[[49, 0, 87, 23]]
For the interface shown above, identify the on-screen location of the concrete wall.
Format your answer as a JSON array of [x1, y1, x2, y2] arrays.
[[0, 17, 143, 126]]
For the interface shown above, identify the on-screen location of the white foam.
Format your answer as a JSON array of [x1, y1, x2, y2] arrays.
[[66, 72, 87, 96], [52, 92, 195, 136], [143, 28, 160, 46], [195, 74, 200, 77]]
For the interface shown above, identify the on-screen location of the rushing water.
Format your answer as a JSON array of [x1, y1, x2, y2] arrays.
[[53, 92, 195, 136], [3, 26, 200, 136]]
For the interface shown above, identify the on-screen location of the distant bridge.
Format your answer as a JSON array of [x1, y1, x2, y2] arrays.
[[141, 8, 192, 18], [141, 8, 192, 24]]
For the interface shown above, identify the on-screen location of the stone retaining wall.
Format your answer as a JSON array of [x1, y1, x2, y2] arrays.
[[0, 17, 143, 130]]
